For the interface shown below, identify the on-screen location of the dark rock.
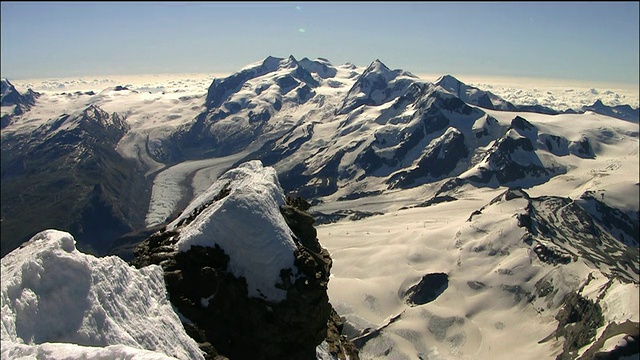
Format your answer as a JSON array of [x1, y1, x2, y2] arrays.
[[132, 194, 357, 360], [581, 99, 639, 122], [387, 128, 468, 190], [415, 195, 458, 208], [539, 134, 570, 157], [466, 281, 487, 291], [554, 292, 604, 360], [324, 309, 361, 360], [311, 209, 384, 225], [569, 137, 595, 159], [577, 191, 639, 247], [403, 273, 449, 306]]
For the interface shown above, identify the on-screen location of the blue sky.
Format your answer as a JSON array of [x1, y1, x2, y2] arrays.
[[1, 1, 638, 84]]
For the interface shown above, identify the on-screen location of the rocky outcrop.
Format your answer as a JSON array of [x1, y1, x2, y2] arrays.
[[132, 194, 358, 360], [403, 273, 449, 306]]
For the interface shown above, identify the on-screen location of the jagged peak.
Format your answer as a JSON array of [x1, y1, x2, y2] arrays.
[[1, 78, 15, 96], [353, 59, 398, 85], [360, 59, 417, 80], [484, 187, 532, 209], [510, 116, 536, 130], [206, 55, 320, 108], [342, 62, 357, 70], [257, 55, 301, 72], [281, 54, 300, 69], [509, 116, 538, 139], [300, 56, 333, 67], [1, 78, 39, 108], [298, 57, 337, 79], [82, 103, 105, 114]]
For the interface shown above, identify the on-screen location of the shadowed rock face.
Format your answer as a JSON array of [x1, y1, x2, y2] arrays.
[[132, 195, 358, 360], [403, 273, 449, 306], [1, 105, 145, 257], [581, 99, 640, 122]]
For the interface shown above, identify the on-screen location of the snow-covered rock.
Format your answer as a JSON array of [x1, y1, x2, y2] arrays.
[[1, 229, 205, 360], [169, 159, 297, 301], [132, 160, 353, 359]]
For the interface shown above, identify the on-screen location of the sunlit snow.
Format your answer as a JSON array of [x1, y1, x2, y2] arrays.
[[1, 230, 205, 360]]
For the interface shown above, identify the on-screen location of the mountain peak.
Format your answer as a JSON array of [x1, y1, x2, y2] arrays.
[[281, 54, 299, 69], [1, 78, 15, 98], [1, 77, 11, 90], [1, 77, 39, 108], [338, 59, 417, 114], [366, 59, 392, 74], [168, 160, 297, 301], [434, 74, 465, 98], [259, 55, 285, 72], [298, 57, 337, 79], [257, 55, 301, 71], [435, 74, 462, 87]]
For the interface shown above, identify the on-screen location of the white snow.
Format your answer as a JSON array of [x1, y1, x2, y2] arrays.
[[314, 108, 639, 359], [145, 151, 250, 227], [3, 60, 639, 360], [1, 230, 205, 360], [169, 160, 297, 302]]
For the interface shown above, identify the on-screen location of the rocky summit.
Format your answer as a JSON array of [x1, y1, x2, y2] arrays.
[[132, 161, 358, 360]]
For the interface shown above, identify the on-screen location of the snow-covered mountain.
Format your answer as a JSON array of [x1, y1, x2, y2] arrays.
[[1, 55, 638, 359], [1, 78, 40, 128], [434, 74, 559, 115], [1, 100, 149, 257]]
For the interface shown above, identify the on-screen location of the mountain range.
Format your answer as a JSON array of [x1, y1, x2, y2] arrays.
[[1, 55, 638, 359]]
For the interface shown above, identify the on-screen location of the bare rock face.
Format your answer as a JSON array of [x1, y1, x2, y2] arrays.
[[132, 195, 357, 360], [403, 273, 449, 306]]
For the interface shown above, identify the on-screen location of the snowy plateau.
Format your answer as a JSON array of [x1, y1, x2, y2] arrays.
[[1, 55, 639, 360]]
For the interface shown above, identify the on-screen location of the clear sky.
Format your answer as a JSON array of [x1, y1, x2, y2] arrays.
[[1, 1, 638, 85]]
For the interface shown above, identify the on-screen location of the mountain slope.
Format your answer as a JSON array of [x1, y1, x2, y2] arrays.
[[1, 104, 149, 256]]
